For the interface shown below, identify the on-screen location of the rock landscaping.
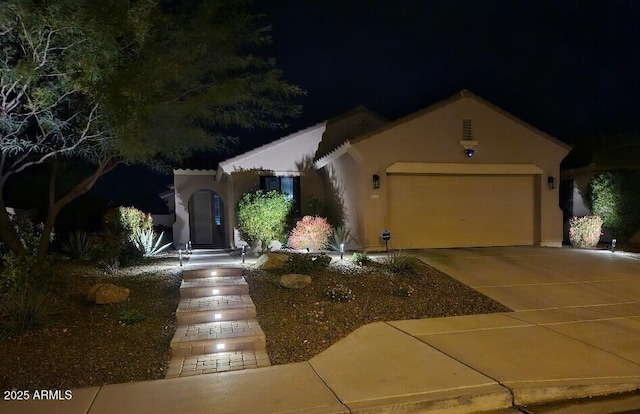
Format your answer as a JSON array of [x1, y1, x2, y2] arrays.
[[245, 253, 511, 365]]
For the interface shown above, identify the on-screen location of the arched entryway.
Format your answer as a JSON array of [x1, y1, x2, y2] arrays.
[[188, 190, 226, 248]]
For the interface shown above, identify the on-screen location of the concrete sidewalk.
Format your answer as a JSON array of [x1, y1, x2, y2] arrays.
[[2, 248, 640, 413]]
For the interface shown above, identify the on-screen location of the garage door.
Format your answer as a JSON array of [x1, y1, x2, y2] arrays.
[[387, 174, 535, 248]]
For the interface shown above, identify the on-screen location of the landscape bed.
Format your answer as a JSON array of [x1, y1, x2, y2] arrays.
[[244, 256, 511, 365], [0, 253, 511, 390]]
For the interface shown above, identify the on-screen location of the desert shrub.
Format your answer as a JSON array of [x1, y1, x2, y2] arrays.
[[103, 207, 153, 241], [288, 216, 333, 251], [60, 230, 93, 260], [325, 283, 355, 302], [119, 309, 146, 325], [284, 253, 331, 274], [351, 252, 371, 266], [569, 215, 603, 248], [393, 285, 416, 298], [586, 171, 640, 240], [96, 258, 120, 275], [132, 229, 172, 257], [0, 211, 55, 255], [0, 253, 61, 296], [382, 251, 424, 275], [0, 287, 59, 338], [328, 225, 352, 252], [236, 190, 293, 250]]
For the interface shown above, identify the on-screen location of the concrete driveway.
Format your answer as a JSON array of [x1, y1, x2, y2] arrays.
[[415, 246, 640, 311]]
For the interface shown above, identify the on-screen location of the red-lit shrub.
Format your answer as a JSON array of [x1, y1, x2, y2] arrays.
[[569, 215, 603, 248], [287, 216, 332, 251]]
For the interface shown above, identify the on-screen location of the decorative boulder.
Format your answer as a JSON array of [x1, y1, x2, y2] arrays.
[[254, 253, 289, 270], [279, 274, 312, 289], [87, 283, 130, 304]]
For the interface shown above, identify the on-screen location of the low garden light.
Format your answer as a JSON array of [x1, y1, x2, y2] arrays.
[[340, 242, 345, 260], [179, 249, 183, 267], [611, 238, 617, 252], [241, 245, 246, 264], [547, 176, 556, 190]]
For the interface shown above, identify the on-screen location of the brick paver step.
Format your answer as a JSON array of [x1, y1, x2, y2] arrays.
[[182, 267, 244, 280], [170, 319, 266, 357], [165, 349, 271, 379], [180, 277, 249, 298], [175, 295, 256, 324]]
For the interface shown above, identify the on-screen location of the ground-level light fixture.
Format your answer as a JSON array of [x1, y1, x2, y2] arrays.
[[216, 343, 225, 350], [372, 174, 380, 189], [611, 238, 617, 252], [547, 176, 556, 190], [212, 289, 219, 295], [214, 313, 222, 320], [211, 271, 217, 276], [340, 243, 345, 260]]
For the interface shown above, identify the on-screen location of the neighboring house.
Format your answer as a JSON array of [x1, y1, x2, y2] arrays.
[[560, 137, 640, 244], [173, 90, 571, 250]]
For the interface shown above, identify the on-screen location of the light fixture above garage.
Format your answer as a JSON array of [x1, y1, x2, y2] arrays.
[[460, 140, 478, 157], [460, 118, 477, 157], [547, 176, 556, 190]]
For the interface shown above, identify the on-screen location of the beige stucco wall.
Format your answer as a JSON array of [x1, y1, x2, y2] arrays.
[[173, 170, 228, 248], [340, 96, 570, 250]]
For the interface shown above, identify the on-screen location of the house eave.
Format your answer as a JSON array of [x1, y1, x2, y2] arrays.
[[218, 121, 328, 174], [386, 162, 543, 175], [174, 169, 217, 176], [314, 141, 352, 169]]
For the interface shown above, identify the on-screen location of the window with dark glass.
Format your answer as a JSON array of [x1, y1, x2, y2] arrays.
[[260, 176, 300, 215]]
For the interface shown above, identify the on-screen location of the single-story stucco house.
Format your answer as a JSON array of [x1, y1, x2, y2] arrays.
[[173, 90, 571, 251]]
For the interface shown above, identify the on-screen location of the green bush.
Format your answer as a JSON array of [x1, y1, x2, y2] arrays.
[[569, 215, 603, 248], [119, 309, 146, 325], [0, 211, 55, 256], [0, 288, 59, 338], [586, 171, 640, 240], [0, 253, 60, 296], [382, 251, 423, 275], [351, 252, 371, 266], [284, 253, 331, 274], [236, 190, 292, 250]]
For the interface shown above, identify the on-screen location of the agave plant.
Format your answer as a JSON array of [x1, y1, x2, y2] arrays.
[[60, 230, 93, 260], [328, 225, 352, 252], [132, 229, 172, 257]]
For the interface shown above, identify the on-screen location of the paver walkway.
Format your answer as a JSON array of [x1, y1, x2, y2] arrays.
[[165, 251, 270, 378]]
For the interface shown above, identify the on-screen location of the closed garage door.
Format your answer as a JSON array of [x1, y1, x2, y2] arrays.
[[387, 174, 535, 248]]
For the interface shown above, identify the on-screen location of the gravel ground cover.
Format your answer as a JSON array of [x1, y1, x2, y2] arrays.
[[0, 258, 182, 391], [0, 252, 511, 390], [245, 257, 511, 365]]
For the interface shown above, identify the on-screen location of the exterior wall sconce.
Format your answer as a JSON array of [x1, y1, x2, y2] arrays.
[[372, 174, 380, 189], [459, 140, 478, 158], [547, 176, 556, 190]]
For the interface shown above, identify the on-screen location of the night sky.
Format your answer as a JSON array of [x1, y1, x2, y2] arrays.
[[248, 0, 640, 147], [74, 0, 640, 218]]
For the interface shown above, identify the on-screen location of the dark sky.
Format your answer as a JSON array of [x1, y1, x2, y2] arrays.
[[100, 0, 640, 211], [246, 0, 640, 147]]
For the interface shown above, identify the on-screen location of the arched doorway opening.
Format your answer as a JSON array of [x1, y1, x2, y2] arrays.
[[188, 190, 226, 248]]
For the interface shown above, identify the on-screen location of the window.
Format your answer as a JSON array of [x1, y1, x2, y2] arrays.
[[260, 175, 300, 214], [213, 193, 221, 225]]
